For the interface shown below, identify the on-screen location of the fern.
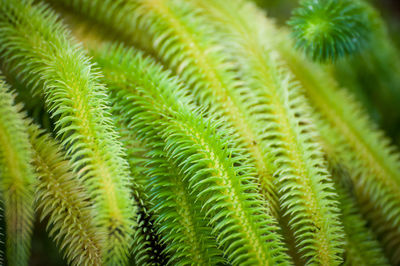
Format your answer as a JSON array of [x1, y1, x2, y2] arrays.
[[250, 6, 400, 264], [288, 0, 371, 62], [329, 163, 389, 266], [1, 77, 103, 266], [186, 0, 345, 264], [0, 0, 398, 264], [0, 1, 135, 264], [112, 97, 223, 265], [48, 0, 346, 263], [282, 35, 400, 264], [49, 0, 281, 220], [358, 195, 400, 264], [112, 106, 169, 265], [0, 79, 36, 266], [26, 123, 102, 265], [90, 43, 290, 265], [144, 153, 224, 265]]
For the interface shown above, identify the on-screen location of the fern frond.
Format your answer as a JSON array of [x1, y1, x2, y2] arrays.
[[91, 43, 290, 265], [1, 73, 53, 132], [68, 0, 344, 262], [146, 156, 224, 265], [329, 163, 389, 266], [49, 0, 281, 219], [288, 0, 371, 62], [27, 123, 103, 266], [358, 195, 400, 264], [312, 108, 400, 264], [0, 1, 135, 264], [257, 8, 400, 264], [187, 0, 345, 264], [112, 110, 168, 265], [113, 97, 224, 265], [0, 79, 36, 266]]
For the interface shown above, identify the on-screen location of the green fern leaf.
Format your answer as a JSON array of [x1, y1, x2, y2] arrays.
[[47, 0, 281, 220], [90, 43, 290, 265], [28, 123, 103, 266], [329, 163, 389, 266], [187, 0, 345, 264], [144, 153, 225, 265], [112, 109, 169, 265], [0, 1, 135, 264], [0, 78, 36, 266], [56, 0, 346, 262], [112, 95, 225, 265], [254, 6, 400, 264]]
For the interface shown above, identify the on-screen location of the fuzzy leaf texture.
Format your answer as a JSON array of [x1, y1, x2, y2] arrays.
[[0, 1, 135, 264], [0, 78, 35, 266], [28, 124, 103, 266], [0, 0, 399, 265], [329, 163, 389, 266], [51, 0, 281, 218], [112, 113, 169, 265], [258, 12, 400, 264], [91, 43, 290, 265], [237, 1, 400, 263], [53, 8, 346, 265], [111, 90, 224, 265], [186, 0, 345, 264]]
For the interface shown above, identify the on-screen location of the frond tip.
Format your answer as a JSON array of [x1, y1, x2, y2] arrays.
[[288, 0, 371, 62]]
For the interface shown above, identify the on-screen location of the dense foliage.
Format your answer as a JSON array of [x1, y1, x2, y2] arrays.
[[0, 0, 399, 265]]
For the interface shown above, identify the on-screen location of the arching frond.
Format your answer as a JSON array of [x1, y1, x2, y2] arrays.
[[0, 1, 397, 265], [112, 96, 225, 265], [28, 123, 103, 266], [187, 0, 345, 264], [0, 79, 35, 266], [91, 43, 290, 265], [0, 1, 135, 264], [262, 21, 400, 264], [144, 152, 225, 265], [311, 98, 400, 264], [329, 163, 389, 266], [112, 108, 168, 265], [48, 0, 280, 221], [200, 0, 400, 263]]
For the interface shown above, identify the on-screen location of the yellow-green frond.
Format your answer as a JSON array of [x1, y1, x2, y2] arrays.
[[0, 79, 36, 266]]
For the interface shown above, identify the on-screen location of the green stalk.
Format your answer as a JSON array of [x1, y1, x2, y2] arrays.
[[112, 87, 225, 265], [193, 0, 400, 263]]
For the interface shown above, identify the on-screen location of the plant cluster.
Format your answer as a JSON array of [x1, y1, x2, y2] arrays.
[[0, 0, 399, 265]]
